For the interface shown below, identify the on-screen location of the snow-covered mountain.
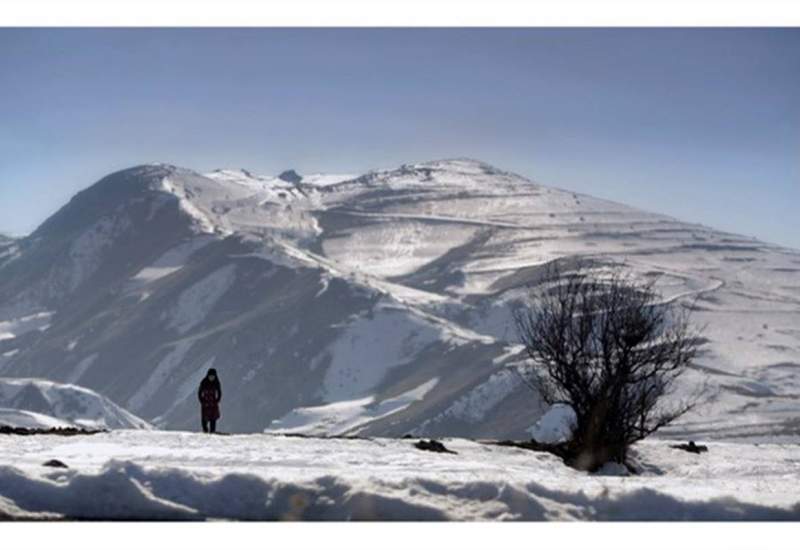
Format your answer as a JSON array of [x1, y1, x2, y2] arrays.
[[0, 378, 151, 430], [0, 159, 798, 439]]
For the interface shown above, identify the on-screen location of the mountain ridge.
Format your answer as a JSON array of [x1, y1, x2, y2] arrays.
[[0, 159, 798, 440]]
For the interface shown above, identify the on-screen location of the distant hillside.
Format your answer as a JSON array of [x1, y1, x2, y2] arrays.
[[0, 377, 150, 430]]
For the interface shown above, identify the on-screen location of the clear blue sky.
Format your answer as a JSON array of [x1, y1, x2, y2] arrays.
[[1, 28, 798, 247]]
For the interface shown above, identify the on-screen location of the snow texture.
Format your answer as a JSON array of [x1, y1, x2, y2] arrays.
[[320, 305, 444, 401], [130, 236, 216, 286], [0, 311, 53, 342], [128, 341, 194, 411], [528, 404, 577, 444], [0, 431, 798, 520], [0, 378, 150, 430], [425, 369, 519, 425], [66, 353, 98, 385], [164, 264, 236, 335], [67, 215, 131, 291], [0, 408, 78, 430], [269, 378, 438, 435]]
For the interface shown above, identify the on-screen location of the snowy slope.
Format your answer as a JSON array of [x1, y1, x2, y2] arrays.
[[0, 378, 151, 430], [0, 233, 19, 270], [0, 430, 798, 520], [0, 159, 798, 440], [0, 408, 78, 430]]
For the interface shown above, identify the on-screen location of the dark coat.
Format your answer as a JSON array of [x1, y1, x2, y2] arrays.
[[198, 376, 222, 420]]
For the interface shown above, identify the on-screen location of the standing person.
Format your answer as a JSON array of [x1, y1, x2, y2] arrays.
[[198, 368, 222, 433]]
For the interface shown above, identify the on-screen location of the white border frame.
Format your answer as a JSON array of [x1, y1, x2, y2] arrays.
[[2, 1, 799, 548], [1, 0, 800, 26]]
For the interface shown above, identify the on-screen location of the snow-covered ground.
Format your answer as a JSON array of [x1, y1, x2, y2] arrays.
[[0, 430, 798, 520]]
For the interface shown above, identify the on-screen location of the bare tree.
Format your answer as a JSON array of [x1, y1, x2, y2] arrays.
[[514, 259, 701, 471]]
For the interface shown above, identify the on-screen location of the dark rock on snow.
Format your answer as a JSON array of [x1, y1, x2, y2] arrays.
[[414, 439, 457, 454], [670, 441, 708, 454]]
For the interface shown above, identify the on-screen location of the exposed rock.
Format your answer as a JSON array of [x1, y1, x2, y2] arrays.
[[277, 169, 302, 184], [670, 441, 709, 454], [414, 439, 456, 454]]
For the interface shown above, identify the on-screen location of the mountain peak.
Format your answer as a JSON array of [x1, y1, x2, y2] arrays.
[[30, 163, 208, 240], [277, 169, 303, 184], [87, 163, 197, 187]]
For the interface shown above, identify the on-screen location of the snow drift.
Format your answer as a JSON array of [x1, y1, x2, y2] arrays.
[[0, 430, 798, 520]]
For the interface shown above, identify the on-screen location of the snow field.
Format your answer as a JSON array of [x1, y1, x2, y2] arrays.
[[269, 378, 439, 435], [164, 264, 237, 335], [0, 431, 798, 520], [321, 305, 444, 401]]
